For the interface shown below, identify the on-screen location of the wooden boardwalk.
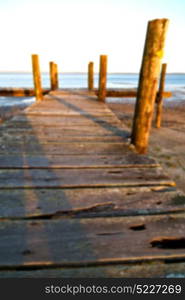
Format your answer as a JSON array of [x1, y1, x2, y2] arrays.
[[0, 89, 185, 278]]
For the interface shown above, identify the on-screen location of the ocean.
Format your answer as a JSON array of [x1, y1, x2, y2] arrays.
[[0, 72, 185, 108]]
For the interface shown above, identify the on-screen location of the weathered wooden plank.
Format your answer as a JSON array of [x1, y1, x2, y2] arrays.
[[0, 135, 128, 144], [0, 261, 184, 278], [0, 88, 181, 278], [7, 110, 105, 118], [12, 114, 119, 123], [0, 214, 184, 268], [1, 114, 126, 128], [0, 114, 126, 130], [32, 54, 43, 101], [0, 126, 130, 140], [98, 55, 107, 101], [0, 136, 129, 145], [3, 97, 116, 117], [0, 154, 158, 169], [6, 120, 123, 129], [10, 111, 117, 118], [25, 103, 113, 112], [27, 106, 110, 115], [26, 95, 109, 107], [25, 96, 108, 110], [0, 167, 175, 188], [155, 63, 167, 128], [5, 119, 122, 128], [0, 126, 129, 138], [46, 88, 173, 99], [0, 263, 184, 279], [1, 128, 129, 141], [94, 89, 172, 98], [17, 110, 115, 116], [0, 88, 49, 97], [0, 142, 133, 155], [0, 187, 184, 219], [24, 109, 114, 116]]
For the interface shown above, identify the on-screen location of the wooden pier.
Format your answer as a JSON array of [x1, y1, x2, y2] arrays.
[[0, 89, 185, 278]]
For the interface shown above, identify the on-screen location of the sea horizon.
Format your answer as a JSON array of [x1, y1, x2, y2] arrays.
[[0, 72, 185, 108]]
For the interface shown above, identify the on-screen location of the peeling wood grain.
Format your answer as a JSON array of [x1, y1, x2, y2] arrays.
[[0, 88, 182, 277], [0, 187, 183, 219], [0, 142, 133, 155], [0, 167, 175, 189], [0, 261, 184, 278], [0, 126, 129, 137], [0, 154, 159, 169], [0, 214, 185, 268]]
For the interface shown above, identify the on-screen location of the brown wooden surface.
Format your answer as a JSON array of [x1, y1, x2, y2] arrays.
[[88, 62, 94, 91], [0, 261, 184, 278], [0, 187, 184, 219], [0, 154, 159, 168], [131, 19, 169, 153], [49, 62, 59, 90], [94, 88, 171, 98], [0, 167, 175, 189], [0, 127, 128, 137], [0, 135, 128, 144], [0, 88, 171, 98], [0, 142, 135, 155], [0, 88, 50, 97], [31, 54, 43, 101], [98, 55, 107, 101], [0, 213, 185, 269], [9, 114, 124, 124], [0, 123, 129, 137], [0, 89, 184, 278]]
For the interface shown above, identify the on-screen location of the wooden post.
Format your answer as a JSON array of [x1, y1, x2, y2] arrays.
[[155, 63, 167, 128], [50, 62, 59, 90], [31, 54, 43, 101], [98, 55, 107, 101], [131, 19, 169, 154], [49, 61, 55, 90], [88, 62, 94, 91], [54, 63, 59, 89]]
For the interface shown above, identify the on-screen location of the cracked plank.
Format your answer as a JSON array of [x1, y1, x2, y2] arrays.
[[0, 187, 184, 219], [0, 214, 185, 269], [0, 167, 175, 188]]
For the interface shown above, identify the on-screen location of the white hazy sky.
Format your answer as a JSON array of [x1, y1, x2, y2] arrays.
[[0, 0, 185, 72]]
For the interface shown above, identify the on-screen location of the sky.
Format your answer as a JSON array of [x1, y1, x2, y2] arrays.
[[0, 0, 185, 73]]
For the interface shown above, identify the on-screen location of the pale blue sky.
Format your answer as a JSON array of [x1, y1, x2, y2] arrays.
[[0, 0, 184, 72]]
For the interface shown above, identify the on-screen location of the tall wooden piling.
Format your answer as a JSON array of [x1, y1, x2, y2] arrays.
[[31, 54, 43, 101], [54, 63, 59, 89], [131, 19, 169, 154], [50, 62, 59, 90], [88, 62, 94, 91], [155, 63, 167, 128], [98, 55, 107, 101]]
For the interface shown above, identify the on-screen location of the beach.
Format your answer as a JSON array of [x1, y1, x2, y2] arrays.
[[108, 98, 185, 194], [1, 93, 185, 195], [0, 72, 185, 193], [0, 98, 34, 124]]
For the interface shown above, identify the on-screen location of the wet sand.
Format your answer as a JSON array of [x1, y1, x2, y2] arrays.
[[108, 99, 185, 193]]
